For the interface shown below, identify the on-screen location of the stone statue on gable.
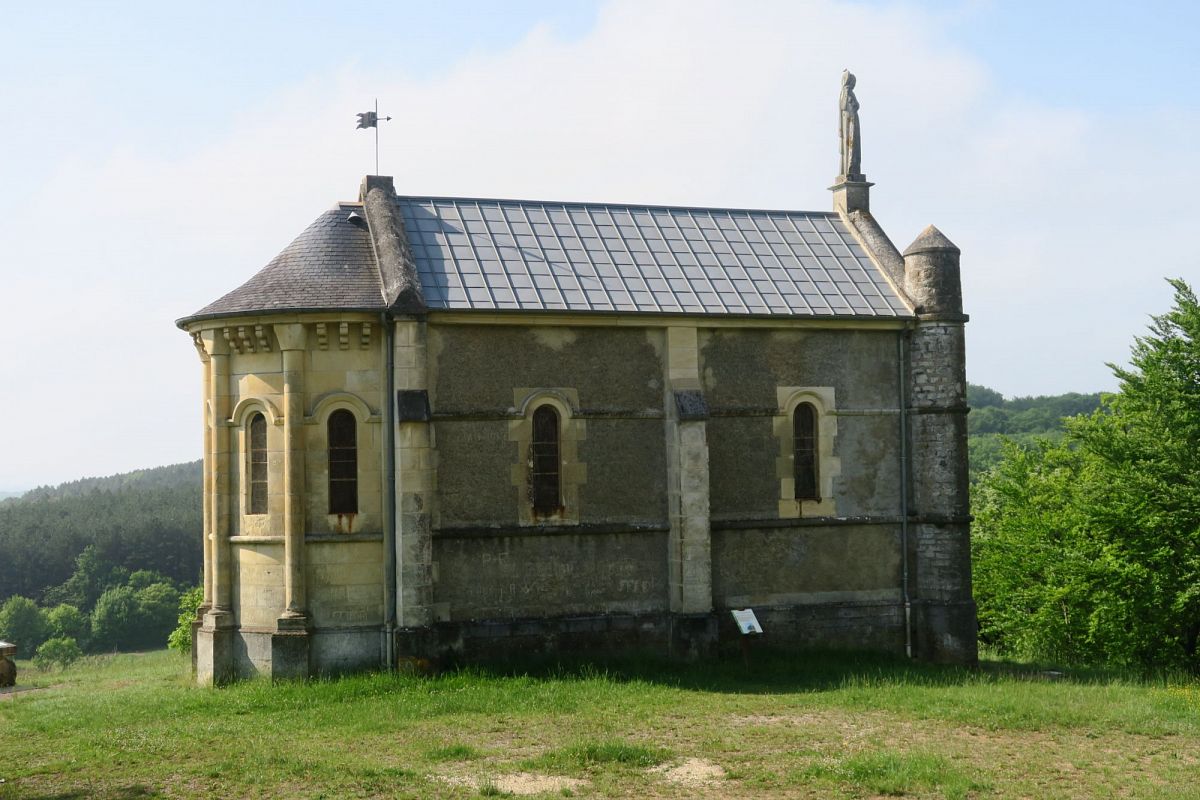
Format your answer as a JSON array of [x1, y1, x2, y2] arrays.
[[839, 70, 863, 181]]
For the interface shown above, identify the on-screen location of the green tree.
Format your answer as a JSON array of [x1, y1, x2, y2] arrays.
[[46, 604, 90, 649], [34, 636, 82, 671], [90, 580, 181, 651], [0, 596, 50, 652], [974, 280, 1200, 669]]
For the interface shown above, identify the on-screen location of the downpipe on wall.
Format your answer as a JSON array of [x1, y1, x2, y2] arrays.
[[382, 312, 397, 669], [898, 327, 913, 659]]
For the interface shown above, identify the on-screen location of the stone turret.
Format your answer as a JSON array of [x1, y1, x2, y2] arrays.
[[902, 226, 976, 664], [903, 226, 962, 315]]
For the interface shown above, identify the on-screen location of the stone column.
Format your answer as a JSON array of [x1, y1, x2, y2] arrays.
[[195, 328, 234, 685], [393, 320, 434, 632], [190, 334, 214, 678], [903, 226, 977, 665], [663, 326, 715, 657], [272, 323, 310, 678], [191, 334, 214, 613]]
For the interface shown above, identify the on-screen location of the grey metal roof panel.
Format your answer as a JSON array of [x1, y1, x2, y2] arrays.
[[398, 197, 912, 317], [179, 205, 384, 324]]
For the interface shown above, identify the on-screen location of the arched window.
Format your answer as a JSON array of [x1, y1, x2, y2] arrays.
[[530, 405, 561, 515], [328, 409, 358, 514], [793, 402, 819, 500], [248, 412, 268, 515]]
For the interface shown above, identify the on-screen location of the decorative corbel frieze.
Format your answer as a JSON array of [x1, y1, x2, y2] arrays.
[[191, 332, 210, 363], [237, 326, 256, 354], [255, 325, 270, 352], [315, 323, 328, 350], [338, 322, 350, 350], [223, 327, 241, 355], [360, 322, 372, 349]]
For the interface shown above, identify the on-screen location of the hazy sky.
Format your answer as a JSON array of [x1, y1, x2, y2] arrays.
[[2, 1, 1198, 489]]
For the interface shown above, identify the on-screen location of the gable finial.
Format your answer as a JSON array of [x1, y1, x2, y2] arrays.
[[830, 71, 873, 214], [839, 70, 863, 182]]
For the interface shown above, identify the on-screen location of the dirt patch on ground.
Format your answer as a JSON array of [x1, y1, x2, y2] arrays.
[[651, 757, 726, 787], [0, 686, 51, 702], [438, 771, 589, 796]]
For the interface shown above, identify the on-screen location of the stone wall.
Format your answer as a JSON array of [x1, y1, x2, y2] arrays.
[[432, 531, 668, 620], [430, 325, 667, 529]]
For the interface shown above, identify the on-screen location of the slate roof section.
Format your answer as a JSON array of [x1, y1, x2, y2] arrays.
[[180, 204, 383, 323], [398, 197, 913, 317]]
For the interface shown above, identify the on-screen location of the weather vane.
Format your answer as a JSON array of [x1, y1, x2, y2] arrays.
[[355, 98, 392, 175]]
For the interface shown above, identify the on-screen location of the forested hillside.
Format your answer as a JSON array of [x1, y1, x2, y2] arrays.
[[966, 384, 1103, 479], [14, 461, 201, 504], [0, 461, 202, 606]]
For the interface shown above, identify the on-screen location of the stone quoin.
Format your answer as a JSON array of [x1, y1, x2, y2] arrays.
[[178, 75, 976, 683]]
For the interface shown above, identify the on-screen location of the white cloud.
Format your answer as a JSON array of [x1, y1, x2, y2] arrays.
[[1, 0, 1197, 486]]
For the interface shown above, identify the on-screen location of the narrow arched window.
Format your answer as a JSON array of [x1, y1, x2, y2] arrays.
[[248, 413, 268, 515], [530, 405, 561, 515], [794, 403, 819, 500], [328, 409, 358, 514]]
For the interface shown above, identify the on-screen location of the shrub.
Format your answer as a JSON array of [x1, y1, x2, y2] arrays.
[[46, 604, 90, 649], [34, 636, 82, 671], [0, 595, 50, 652], [168, 586, 204, 654]]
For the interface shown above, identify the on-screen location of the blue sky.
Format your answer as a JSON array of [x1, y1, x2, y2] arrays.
[[1, 1, 1198, 488]]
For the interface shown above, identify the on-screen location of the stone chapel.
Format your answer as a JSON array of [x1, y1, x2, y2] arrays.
[[178, 78, 976, 684]]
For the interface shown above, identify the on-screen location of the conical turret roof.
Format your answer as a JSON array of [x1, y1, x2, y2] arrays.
[[178, 204, 384, 325]]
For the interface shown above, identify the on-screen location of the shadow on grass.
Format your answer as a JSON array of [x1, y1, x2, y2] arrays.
[[443, 646, 1188, 694], [12, 786, 155, 800]]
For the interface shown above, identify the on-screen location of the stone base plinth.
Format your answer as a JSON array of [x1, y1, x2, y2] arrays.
[[394, 611, 719, 667], [270, 615, 312, 680], [911, 600, 978, 665], [195, 614, 236, 686], [830, 178, 873, 214]]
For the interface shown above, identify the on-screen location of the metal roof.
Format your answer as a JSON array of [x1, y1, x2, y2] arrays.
[[179, 192, 915, 327], [398, 197, 911, 317]]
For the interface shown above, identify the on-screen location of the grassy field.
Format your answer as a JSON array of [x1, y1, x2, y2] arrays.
[[1, 649, 1198, 799]]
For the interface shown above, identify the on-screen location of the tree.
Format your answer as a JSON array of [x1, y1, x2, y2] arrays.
[[91, 586, 140, 651], [90, 580, 182, 651], [0, 596, 50, 652], [974, 280, 1200, 669], [34, 637, 82, 671], [46, 604, 90, 650]]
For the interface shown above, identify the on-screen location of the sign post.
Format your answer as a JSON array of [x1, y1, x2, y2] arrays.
[[730, 608, 763, 668]]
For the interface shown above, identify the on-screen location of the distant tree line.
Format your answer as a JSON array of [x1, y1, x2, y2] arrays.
[[966, 385, 1102, 481]]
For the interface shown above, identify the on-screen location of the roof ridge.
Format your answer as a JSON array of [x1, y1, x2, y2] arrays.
[[395, 194, 839, 218]]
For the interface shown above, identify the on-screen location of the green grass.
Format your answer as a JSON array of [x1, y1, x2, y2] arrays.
[[521, 740, 671, 772], [426, 744, 482, 762], [802, 751, 990, 799], [2, 648, 1198, 798]]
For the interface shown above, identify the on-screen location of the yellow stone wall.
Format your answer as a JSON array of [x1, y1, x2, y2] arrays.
[[193, 314, 388, 640], [232, 542, 285, 629], [306, 541, 385, 628]]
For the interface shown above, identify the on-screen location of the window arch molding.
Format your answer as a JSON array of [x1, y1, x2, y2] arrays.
[[229, 400, 280, 527], [509, 388, 586, 526], [306, 391, 378, 426], [229, 396, 283, 427], [775, 386, 840, 518]]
